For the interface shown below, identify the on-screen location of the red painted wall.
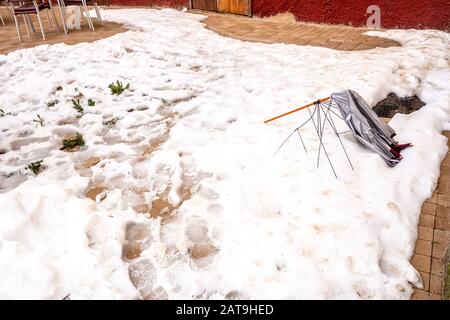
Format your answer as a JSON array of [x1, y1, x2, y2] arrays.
[[252, 0, 449, 31], [110, 0, 188, 7], [110, 0, 449, 31]]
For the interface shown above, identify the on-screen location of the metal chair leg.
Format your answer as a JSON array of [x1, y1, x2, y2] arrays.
[[31, 8, 45, 40], [36, 12, 46, 40], [31, 1, 45, 40], [23, 15, 31, 37], [28, 16, 36, 34], [48, 1, 61, 34], [13, 14, 21, 41], [45, 9, 52, 29], [7, 2, 15, 22], [22, 13, 36, 36], [93, 2, 102, 24], [56, 0, 67, 34], [76, 5, 82, 25], [49, 5, 61, 34], [81, 1, 94, 31]]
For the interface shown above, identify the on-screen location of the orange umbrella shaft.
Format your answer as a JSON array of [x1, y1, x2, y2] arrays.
[[264, 97, 331, 124]]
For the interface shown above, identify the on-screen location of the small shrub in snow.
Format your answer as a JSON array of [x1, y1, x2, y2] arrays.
[[108, 81, 129, 96], [33, 114, 44, 127], [26, 160, 44, 175], [0, 108, 11, 117], [88, 99, 96, 107], [46, 100, 59, 107], [61, 132, 85, 151], [103, 117, 119, 127], [154, 97, 167, 105], [72, 98, 83, 113]]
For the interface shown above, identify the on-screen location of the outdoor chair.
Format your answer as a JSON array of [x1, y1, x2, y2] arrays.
[[56, 0, 102, 34], [6, 0, 60, 41], [1, 0, 6, 25]]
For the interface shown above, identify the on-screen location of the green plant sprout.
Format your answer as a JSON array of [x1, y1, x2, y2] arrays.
[[61, 133, 85, 150], [33, 114, 44, 127], [26, 160, 44, 175], [72, 98, 83, 113], [47, 100, 59, 107], [108, 81, 130, 96], [103, 117, 119, 127]]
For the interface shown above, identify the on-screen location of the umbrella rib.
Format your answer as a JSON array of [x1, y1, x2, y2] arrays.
[[322, 104, 355, 171], [273, 106, 318, 156], [308, 104, 338, 178]]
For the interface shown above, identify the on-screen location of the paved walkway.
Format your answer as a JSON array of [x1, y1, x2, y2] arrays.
[[411, 131, 450, 300], [0, 7, 127, 55], [199, 11, 400, 51]]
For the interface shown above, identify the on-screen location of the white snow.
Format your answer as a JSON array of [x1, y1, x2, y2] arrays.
[[0, 8, 449, 300]]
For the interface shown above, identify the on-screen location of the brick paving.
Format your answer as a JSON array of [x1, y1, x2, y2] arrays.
[[198, 10, 401, 51], [0, 6, 127, 55], [411, 131, 450, 300]]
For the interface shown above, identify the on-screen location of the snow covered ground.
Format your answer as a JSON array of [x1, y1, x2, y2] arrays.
[[0, 8, 449, 300]]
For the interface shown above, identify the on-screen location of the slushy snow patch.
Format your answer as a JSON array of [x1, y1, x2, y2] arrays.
[[0, 8, 449, 299]]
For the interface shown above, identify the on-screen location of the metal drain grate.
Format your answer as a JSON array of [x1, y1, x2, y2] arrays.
[[373, 93, 425, 118]]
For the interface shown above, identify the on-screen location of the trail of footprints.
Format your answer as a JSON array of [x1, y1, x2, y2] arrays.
[[0, 69, 221, 298]]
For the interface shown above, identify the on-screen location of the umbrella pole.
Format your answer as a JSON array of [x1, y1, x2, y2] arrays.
[[264, 97, 331, 124]]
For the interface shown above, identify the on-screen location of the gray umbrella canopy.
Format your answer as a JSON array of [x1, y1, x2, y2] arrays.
[[331, 90, 411, 167]]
